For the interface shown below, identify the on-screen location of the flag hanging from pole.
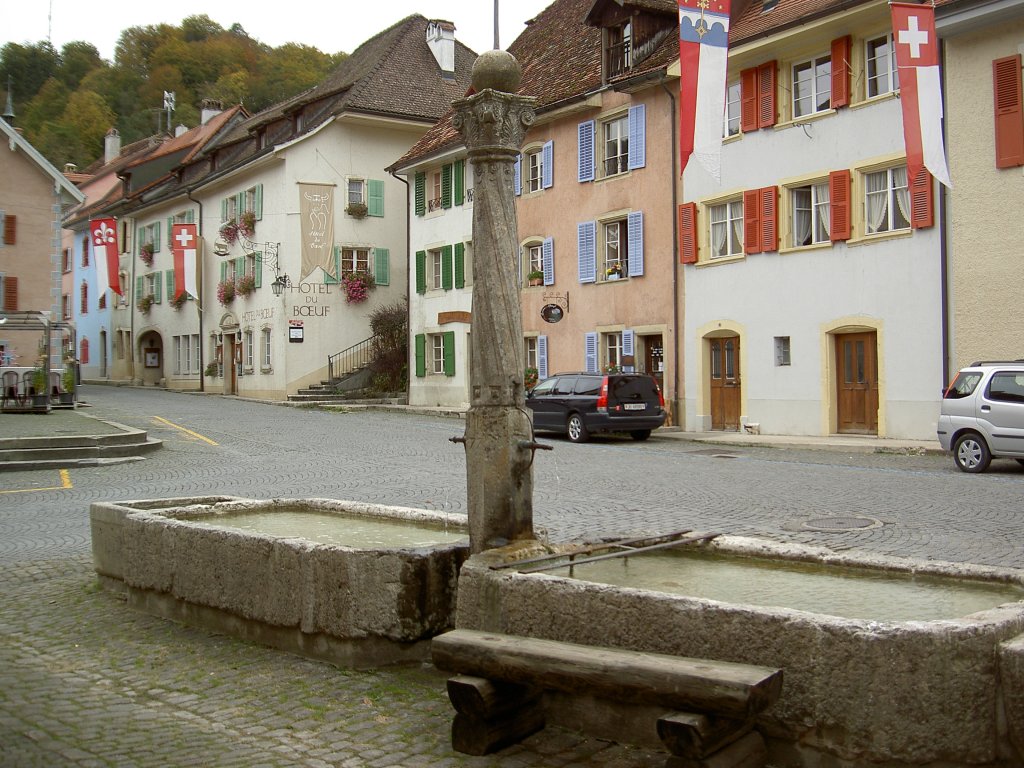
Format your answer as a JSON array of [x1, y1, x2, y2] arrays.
[[89, 218, 122, 296], [171, 223, 199, 300], [890, 2, 952, 188], [679, 0, 731, 180]]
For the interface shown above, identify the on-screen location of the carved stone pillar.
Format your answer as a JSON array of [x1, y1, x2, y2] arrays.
[[453, 51, 537, 553]]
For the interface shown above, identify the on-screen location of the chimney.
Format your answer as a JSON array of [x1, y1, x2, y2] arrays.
[[426, 20, 456, 76], [64, 163, 78, 174], [201, 99, 224, 125], [104, 128, 121, 164], [3, 74, 15, 125]]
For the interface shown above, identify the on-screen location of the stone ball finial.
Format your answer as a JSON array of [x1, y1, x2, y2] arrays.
[[471, 50, 522, 94]]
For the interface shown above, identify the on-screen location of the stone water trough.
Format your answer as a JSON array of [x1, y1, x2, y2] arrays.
[[454, 535, 1024, 767], [90, 496, 469, 668]]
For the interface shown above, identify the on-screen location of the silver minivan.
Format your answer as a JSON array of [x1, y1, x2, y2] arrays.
[[937, 361, 1024, 473]]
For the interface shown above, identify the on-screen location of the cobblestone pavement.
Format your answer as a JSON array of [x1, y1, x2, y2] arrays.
[[2, 386, 1023, 766]]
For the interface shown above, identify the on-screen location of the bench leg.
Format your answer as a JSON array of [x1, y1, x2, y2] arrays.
[[664, 731, 767, 768], [446, 675, 545, 756]]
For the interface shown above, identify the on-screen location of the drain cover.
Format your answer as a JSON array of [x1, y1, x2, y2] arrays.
[[802, 515, 883, 532]]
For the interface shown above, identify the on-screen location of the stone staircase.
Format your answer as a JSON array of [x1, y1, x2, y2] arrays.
[[287, 382, 408, 407], [0, 427, 162, 471]]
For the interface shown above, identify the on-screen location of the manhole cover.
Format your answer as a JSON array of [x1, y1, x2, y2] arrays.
[[802, 515, 884, 532]]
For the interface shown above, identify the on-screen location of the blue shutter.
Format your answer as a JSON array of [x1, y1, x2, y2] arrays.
[[628, 104, 646, 170], [578, 121, 595, 182], [623, 330, 635, 372], [585, 332, 598, 373], [513, 154, 522, 196], [542, 237, 554, 286], [538, 335, 548, 380], [627, 211, 644, 277], [373, 248, 389, 285], [577, 221, 596, 283], [542, 140, 554, 189]]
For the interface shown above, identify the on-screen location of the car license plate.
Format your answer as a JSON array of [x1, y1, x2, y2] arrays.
[[623, 403, 646, 411]]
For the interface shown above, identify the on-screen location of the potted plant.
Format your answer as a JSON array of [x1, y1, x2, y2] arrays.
[[346, 202, 368, 218], [239, 210, 256, 237], [137, 294, 154, 314], [31, 366, 49, 407], [606, 263, 623, 280], [216, 279, 236, 305], [236, 273, 256, 297], [139, 242, 154, 266], [169, 292, 188, 310], [60, 364, 76, 405], [524, 367, 539, 390], [219, 219, 240, 244], [527, 270, 544, 287], [341, 270, 375, 304]]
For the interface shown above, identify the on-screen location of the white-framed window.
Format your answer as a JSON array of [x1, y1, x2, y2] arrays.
[[144, 273, 158, 298], [526, 149, 544, 193], [431, 334, 445, 375], [244, 329, 254, 370], [865, 165, 910, 234], [602, 114, 629, 177], [709, 199, 744, 258], [793, 55, 832, 118], [429, 248, 444, 290], [139, 222, 159, 251], [62, 294, 71, 320], [866, 34, 898, 98], [192, 335, 201, 374], [525, 337, 538, 370], [339, 247, 369, 274], [604, 332, 623, 371], [527, 243, 543, 276], [774, 336, 791, 366], [173, 336, 182, 375], [261, 328, 272, 369], [347, 178, 365, 206], [791, 182, 831, 246], [602, 219, 629, 280], [724, 80, 741, 137], [242, 185, 259, 217], [428, 170, 443, 213]]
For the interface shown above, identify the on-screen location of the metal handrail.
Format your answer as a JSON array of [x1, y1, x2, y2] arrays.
[[327, 336, 374, 384]]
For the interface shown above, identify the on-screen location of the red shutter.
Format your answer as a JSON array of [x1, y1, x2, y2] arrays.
[[678, 203, 698, 264], [80, 283, 88, 315], [743, 189, 762, 254], [757, 61, 777, 128], [2, 275, 17, 310], [80, 338, 90, 366], [993, 55, 1024, 169], [760, 187, 778, 252], [3, 214, 16, 244], [910, 169, 934, 229], [831, 36, 851, 109], [829, 169, 851, 241], [740, 67, 758, 133]]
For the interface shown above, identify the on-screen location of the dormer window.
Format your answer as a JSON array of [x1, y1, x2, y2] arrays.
[[606, 22, 632, 78]]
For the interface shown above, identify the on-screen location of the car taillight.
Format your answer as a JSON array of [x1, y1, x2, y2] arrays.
[[655, 380, 665, 408], [596, 376, 608, 412]]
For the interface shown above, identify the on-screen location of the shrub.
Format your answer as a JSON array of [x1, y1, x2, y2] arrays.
[[369, 299, 407, 392]]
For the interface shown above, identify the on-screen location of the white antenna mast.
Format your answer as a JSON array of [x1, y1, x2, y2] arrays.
[[493, 0, 499, 49]]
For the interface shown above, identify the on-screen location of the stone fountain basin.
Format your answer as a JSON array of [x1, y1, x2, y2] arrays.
[[454, 535, 1024, 767], [90, 496, 469, 668]]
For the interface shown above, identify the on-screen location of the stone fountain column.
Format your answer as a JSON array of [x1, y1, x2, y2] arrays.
[[452, 52, 538, 554]]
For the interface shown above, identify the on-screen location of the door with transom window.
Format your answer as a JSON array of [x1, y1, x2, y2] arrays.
[[836, 331, 878, 434], [709, 335, 740, 431]]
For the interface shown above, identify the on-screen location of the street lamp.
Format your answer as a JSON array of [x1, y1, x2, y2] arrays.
[[271, 274, 291, 296]]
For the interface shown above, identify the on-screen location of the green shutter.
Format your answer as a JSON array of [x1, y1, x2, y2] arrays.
[[236, 257, 245, 280], [135, 275, 144, 301], [154, 222, 161, 252], [167, 217, 173, 247], [236, 193, 244, 218], [374, 247, 390, 286], [415, 250, 426, 294], [254, 252, 262, 288], [220, 261, 228, 281], [153, 273, 162, 303], [414, 172, 426, 216], [415, 334, 426, 377], [454, 160, 465, 206], [441, 244, 453, 291], [255, 184, 263, 219], [221, 198, 228, 222], [187, 209, 195, 224], [325, 246, 340, 284], [166, 270, 175, 298], [454, 242, 465, 289], [443, 331, 456, 376], [367, 180, 384, 217], [442, 164, 453, 209]]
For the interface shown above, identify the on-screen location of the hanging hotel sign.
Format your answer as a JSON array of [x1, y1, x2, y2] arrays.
[[288, 319, 304, 343]]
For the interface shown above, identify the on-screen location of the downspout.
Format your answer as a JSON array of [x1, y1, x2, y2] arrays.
[[661, 78, 681, 427], [388, 167, 411, 397], [938, 38, 950, 387], [186, 188, 205, 392]]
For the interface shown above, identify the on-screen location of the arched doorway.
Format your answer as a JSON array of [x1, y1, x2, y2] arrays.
[[218, 313, 241, 395], [136, 330, 164, 386]]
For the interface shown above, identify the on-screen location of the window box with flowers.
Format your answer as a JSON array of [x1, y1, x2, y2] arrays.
[[341, 270, 375, 304], [527, 270, 544, 287], [169, 292, 188, 310], [345, 202, 368, 219], [216, 278, 237, 306], [239, 210, 256, 238], [524, 367, 539, 390], [139, 243, 154, 266], [220, 219, 240, 244], [236, 273, 256, 297], [605, 264, 623, 281], [137, 294, 155, 314]]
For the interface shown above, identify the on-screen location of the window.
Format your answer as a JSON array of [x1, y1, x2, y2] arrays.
[[80, 337, 89, 365], [793, 55, 831, 118], [339, 247, 369, 274], [791, 182, 830, 246], [139, 222, 160, 254], [63, 248, 72, 273], [527, 149, 543, 193], [431, 334, 445, 374], [775, 336, 791, 366], [261, 328, 272, 369], [98, 293, 106, 310], [603, 115, 629, 177], [602, 219, 628, 280], [865, 166, 910, 234], [604, 332, 623, 371], [173, 336, 183, 375], [429, 171, 443, 212], [709, 200, 744, 258], [81, 235, 90, 267], [144, 273, 160, 302], [80, 283, 88, 314], [994, 55, 1024, 168], [606, 21, 631, 77], [347, 178, 365, 206], [527, 243, 543, 277], [429, 248, 444, 290], [525, 337, 538, 371], [724, 81, 741, 137], [866, 35, 898, 98], [244, 330, 254, 370], [222, 185, 262, 224]]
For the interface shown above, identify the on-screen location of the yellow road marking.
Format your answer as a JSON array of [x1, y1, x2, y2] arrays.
[[60, 469, 72, 488], [0, 468, 73, 494], [152, 416, 219, 446]]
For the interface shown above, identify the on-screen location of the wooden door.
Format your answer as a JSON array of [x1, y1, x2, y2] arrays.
[[836, 331, 878, 434], [643, 334, 665, 393], [228, 336, 239, 395], [710, 336, 740, 430]]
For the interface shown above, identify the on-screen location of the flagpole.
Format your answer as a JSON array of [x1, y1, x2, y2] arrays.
[[493, 0, 499, 49]]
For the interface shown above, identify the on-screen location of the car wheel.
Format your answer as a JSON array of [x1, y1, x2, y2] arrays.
[[953, 433, 991, 473], [630, 430, 651, 441], [566, 413, 590, 443]]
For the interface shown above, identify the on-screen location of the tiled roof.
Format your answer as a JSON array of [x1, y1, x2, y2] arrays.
[[730, 0, 879, 46]]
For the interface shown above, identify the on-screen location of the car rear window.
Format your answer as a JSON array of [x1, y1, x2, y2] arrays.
[[608, 375, 659, 401], [944, 371, 982, 399]]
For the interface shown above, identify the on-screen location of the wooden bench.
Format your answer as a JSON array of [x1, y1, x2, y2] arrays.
[[431, 629, 783, 767]]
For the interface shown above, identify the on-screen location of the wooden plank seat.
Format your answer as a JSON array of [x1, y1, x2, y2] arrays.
[[432, 629, 783, 766]]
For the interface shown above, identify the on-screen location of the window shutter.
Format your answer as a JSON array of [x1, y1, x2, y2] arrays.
[[627, 211, 644, 276], [154, 222, 161, 252], [415, 334, 426, 377], [758, 61, 777, 128], [80, 338, 89, 365], [254, 252, 263, 288], [537, 335, 548, 380], [831, 36, 851, 109], [577, 221, 597, 283], [187, 209, 195, 224], [760, 187, 778, 252], [414, 172, 426, 216], [542, 140, 554, 188], [678, 203, 698, 264], [829, 169, 851, 241], [136, 275, 144, 300], [367, 179, 385, 217], [374, 247, 390, 286], [628, 104, 646, 170], [442, 244, 454, 290], [740, 67, 758, 133], [166, 270, 174, 298], [994, 55, 1024, 168], [2, 275, 17, 310], [325, 245, 340, 283], [622, 330, 635, 372], [910, 169, 934, 229], [513, 154, 522, 196], [221, 198, 228, 222], [255, 184, 263, 219], [219, 262, 228, 282], [443, 331, 456, 376], [442, 164, 453, 208], [167, 217, 173, 245], [743, 189, 762, 254], [2, 213, 15, 244], [454, 160, 465, 204], [154, 272, 162, 303], [415, 250, 426, 294], [542, 237, 554, 285], [578, 120, 596, 182], [585, 332, 598, 373], [454, 243, 465, 288], [80, 283, 88, 314]]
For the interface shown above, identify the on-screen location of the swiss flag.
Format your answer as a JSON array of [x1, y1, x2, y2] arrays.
[[891, 3, 952, 188], [172, 224, 199, 300], [89, 218, 122, 296]]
